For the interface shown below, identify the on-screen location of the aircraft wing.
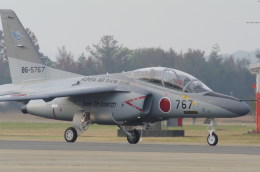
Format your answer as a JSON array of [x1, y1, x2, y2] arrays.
[[0, 85, 121, 102]]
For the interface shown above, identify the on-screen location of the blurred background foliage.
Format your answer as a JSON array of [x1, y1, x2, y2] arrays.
[[0, 29, 256, 112]]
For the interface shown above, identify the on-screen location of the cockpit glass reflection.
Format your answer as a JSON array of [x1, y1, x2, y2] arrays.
[[128, 67, 211, 93]]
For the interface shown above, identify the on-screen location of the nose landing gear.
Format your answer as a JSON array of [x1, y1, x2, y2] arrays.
[[207, 118, 218, 146]]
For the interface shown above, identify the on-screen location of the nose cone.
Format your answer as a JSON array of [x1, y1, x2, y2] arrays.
[[204, 92, 251, 117], [216, 99, 250, 117], [233, 101, 250, 117]]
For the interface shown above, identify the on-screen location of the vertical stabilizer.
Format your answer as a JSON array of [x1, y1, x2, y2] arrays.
[[0, 9, 81, 84]]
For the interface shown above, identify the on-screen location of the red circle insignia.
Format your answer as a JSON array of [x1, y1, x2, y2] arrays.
[[159, 97, 171, 113]]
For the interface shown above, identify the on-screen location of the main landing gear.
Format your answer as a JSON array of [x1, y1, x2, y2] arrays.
[[117, 125, 141, 144], [64, 127, 78, 142], [64, 111, 91, 143], [207, 118, 218, 146]]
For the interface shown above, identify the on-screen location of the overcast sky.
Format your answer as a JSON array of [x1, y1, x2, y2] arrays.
[[0, 0, 259, 60]]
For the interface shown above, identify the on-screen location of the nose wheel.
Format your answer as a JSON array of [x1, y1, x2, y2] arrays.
[[207, 132, 218, 146], [207, 118, 218, 146]]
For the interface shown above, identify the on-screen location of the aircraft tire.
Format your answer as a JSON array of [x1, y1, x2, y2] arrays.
[[64, 127, 78, 142], [207, 132, 218, 146], [127, 129, 140, 144]]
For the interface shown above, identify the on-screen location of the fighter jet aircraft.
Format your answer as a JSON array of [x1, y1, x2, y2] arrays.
[[0, 10, 250, 146]]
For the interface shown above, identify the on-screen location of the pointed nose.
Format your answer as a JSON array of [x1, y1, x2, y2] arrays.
[[233, 101, 250, 116], [204, 92, 251, 117], [217, 99, 250, 117]]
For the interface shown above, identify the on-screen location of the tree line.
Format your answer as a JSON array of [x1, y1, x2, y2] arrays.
[[0, 30, 256, 102]]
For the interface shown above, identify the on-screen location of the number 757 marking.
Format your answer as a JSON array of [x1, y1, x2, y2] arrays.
[[176, 100, 193, 109]]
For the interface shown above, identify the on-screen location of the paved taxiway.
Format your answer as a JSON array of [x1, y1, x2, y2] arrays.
[[1, 140, 260, 155], [1, 140, 260, 172]]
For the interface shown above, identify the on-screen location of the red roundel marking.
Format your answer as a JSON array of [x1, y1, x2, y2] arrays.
[[160, 97, 171, 113]]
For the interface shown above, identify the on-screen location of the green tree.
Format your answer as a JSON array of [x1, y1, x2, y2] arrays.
[[182, 49, 206, 79], [129, 47, 183, 71], [55, 46, 77, 73], [204, 44, 223, 90], [130, 48, 166, 69], [75, 53, 98, 75], [208, 44, 222, 63], [86, 35, 131, 73], [255, 50, 260, 61], [164, 48, 183, 69]]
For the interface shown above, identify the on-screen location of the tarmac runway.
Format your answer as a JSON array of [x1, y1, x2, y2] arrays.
[[0, 140, 260, 172], [1, 140, 260, 155]]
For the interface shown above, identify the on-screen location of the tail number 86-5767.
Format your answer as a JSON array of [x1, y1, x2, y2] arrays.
[[22, 67, 45, 74]]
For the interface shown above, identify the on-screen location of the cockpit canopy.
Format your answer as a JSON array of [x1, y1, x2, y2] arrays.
[[127, 67, 211, 93]]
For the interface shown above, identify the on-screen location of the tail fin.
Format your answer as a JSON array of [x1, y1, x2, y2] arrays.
[[0, 9, 81, 84]]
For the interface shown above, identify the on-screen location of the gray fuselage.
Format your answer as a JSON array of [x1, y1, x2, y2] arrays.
[[3, 67, 249, 126]]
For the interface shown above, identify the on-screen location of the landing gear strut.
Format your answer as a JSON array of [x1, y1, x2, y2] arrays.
[[207, 118, 218, 146], [64, 111, 91, 143], [117, 125, 140, 144]]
